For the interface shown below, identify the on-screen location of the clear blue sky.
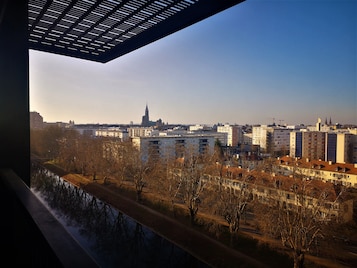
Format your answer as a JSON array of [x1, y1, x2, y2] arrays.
[[29, 0, 356, 126]]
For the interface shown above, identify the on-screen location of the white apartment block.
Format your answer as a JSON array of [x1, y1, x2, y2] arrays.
[[95, 128, 129, 141], [271, 128, 291, 153], [290, 131, 302, 158], [189, 124, 204, 132], [336, 132, 356, 164], [253, 125, 291, 154], [217, 124, 242, 147], [252, 125, 269, 151], [127, 127, 154, 137], [132, 134, 216, 162]]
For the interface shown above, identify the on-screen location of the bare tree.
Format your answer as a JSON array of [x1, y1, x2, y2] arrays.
[[31, 125, 65, 160], [220, 185, 251, 241], [101, 139, 132, 186], [256, 178, 345, 268], [208, 164, 253, 244], [57, 129, 80, 172], [125, 142, 155, 202], [148, 154, 179, 215], [174, 149, 214, 225], [62, 135, 103, 180]]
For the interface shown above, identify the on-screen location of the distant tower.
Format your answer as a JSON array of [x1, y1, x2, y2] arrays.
[[141, 104, 150, 126], [329, 117, 332, 125], [316, 118, 321, 131]]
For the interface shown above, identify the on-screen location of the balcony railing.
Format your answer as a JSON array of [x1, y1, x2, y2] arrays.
[[0, 168, 99, 267]]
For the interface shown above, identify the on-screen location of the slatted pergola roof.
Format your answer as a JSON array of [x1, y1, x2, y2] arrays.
[[28, 0, 244, 63]]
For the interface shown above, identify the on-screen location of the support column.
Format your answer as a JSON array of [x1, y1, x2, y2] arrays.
[[0, 0, 30, 185]]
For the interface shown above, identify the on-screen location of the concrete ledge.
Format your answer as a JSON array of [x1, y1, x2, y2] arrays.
[[0, 168, 99, 267]]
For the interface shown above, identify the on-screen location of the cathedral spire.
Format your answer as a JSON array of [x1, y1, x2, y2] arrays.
[[145, 103, 149, 118], [141, 103, 150, 126]]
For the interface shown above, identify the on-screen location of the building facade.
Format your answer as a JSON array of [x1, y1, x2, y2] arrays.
[[132, 134, 216, 162], [95, 128, 129, 141], [325, 132, 337, 162], [252, 125, 269, 152], [276, 156, 357, 188], [253, 125, 291, 154], [270, 127, 291, 154], [291, 130, 357, 163], [217, 124, 242, 147], [207, 165, 354, 222], [336, 133, 355, 164], [290, 131, 303, 158], [30, 111, 44, 129], [127, 127, 154, 137], [301, 131, 326, 161]]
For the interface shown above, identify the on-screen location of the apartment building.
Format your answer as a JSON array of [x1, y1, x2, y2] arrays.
[[302, 131, 326, 161], [325, 132, 337, 162], [290, 130, 357, 163], [189, 124, 207, 132], [217, 124, 242, 147], [290, 131, 303, 158], [271, 127, 291, 154], [30, 111, 44, 129], [253, 125, 291, 154], [276, 156, 357, 188], [95, 128, 129, 140], [243, 132, 253, 145], [252, 125, 270, 152], [336, 133, 356, 164], [132, 134, 215, 162], [127, 126, 154, 137], [208, 165, 354, 222]]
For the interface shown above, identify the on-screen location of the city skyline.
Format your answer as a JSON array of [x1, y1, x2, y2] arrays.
[[32, 105, 353, 128], [30, 0, 356, 126]]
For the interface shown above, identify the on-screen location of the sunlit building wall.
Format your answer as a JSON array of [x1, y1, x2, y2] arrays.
[[95, 128, 129, 141], [252, 125, 269, 152], [127, 127, 154, 137], [290, 131, 302, 158], [336, 133, 355, 164], [270, 128, 291, 154], [132, 134, 215, 162], [217, 124, 242, 146]]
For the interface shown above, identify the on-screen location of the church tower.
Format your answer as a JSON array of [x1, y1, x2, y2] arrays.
[[141, 104, 150, 126]]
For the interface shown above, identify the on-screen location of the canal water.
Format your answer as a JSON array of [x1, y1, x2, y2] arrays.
[[31, 169, 210, 268]]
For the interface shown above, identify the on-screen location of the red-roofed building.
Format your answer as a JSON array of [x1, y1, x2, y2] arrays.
[[276, 156, 357, 188], [205, 164, 354, 223]]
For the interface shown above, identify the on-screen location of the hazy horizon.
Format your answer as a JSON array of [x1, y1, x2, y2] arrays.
[[30, 0, 357, 126]]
